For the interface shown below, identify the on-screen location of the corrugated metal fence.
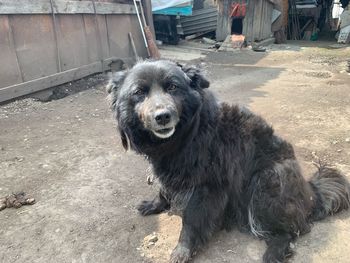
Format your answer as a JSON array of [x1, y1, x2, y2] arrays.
[[0, 0, 147, 103], [180, 7, 217, 35]]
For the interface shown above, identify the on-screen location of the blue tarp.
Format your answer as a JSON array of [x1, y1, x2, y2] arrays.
[[153, 6, 192, 16], [152, 0, 192, 16]]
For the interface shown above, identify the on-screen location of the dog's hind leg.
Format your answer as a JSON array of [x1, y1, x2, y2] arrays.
[[249, 159, 313, 262], [263, 233, 293, 263], [170, 186, 227, 263], [137, 190, 170, 216]]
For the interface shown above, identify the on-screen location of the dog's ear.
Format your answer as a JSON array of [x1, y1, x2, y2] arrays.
[[178, 63, 210, 89], [107, 71, 129, 150], [106, 71, 127, 110]]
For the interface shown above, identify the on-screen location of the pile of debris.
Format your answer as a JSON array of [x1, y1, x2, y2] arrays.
[[0, 192, 35, 211], [151, 0, 350, 48], [338, 5, 350, 43]]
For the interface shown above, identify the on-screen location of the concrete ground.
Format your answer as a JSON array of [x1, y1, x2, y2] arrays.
[[0, 41, 349, 263]]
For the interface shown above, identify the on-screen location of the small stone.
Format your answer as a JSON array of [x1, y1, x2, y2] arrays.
[[332, 140, 338, 145], [144, 233, 158, 248], [0, 203, 6, 211], [311, 151, 318, 159], [290, 242, 296, 249], [345, 138, 350, 143], [202, 37, 216, 44], [55, 228, 60, 233], [141, 253, 145, 257], [26, 198, 35, 205], [149, 233, 158, 242], [148, 234, 158, 243], [337, 149, 342, 152]]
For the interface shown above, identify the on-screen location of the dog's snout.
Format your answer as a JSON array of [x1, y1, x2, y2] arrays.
[[155, 110, 171, 126]]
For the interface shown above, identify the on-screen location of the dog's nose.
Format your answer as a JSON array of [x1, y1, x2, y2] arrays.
[[155, 110, 171, 126]]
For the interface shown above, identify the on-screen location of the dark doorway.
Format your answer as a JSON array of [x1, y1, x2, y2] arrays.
[[231, 18, 243, 34]]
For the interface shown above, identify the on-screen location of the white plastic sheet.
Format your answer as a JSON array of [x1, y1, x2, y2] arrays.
[[332, 1, 344, 19], [151, 0, 190, 11]]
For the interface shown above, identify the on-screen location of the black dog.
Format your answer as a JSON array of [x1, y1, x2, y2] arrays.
[[107, 60, 350, 263]]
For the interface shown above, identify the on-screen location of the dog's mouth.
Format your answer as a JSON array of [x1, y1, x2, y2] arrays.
[[152, 127, 175, 139]]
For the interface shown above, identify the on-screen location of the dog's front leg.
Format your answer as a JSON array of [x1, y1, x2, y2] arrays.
[[170, 186, 226, 263], [138, 189, 170, 216]]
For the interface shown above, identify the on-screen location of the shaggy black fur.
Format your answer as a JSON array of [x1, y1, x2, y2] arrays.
[[107, 60, 350, 263]]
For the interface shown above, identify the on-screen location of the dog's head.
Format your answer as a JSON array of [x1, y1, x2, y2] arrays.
[[107, 60, 209, 151]]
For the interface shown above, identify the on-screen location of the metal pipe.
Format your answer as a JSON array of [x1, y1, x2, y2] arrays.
[[133, 0, 150, 56], [137, 0, 148, 26]]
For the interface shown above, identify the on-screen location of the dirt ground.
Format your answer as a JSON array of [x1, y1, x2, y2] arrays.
[[1, 41, 350, 263]]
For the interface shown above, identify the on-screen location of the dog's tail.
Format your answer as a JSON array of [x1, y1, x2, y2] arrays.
[[309, 163, 350, 221]]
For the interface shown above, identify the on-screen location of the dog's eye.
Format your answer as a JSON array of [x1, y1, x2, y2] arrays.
[[168, 84, 177, 91], [134, 88, 146, 96]]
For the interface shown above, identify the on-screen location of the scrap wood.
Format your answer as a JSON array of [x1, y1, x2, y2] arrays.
[[128, 32, 140, 61], [218, 34, 245, 51], [300, 19, 313, 34], [0, 192, 35, 211]]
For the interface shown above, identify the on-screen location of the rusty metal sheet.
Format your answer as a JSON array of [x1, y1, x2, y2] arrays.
[[9, 15, 58, 82], [0, 15, 22, 88], [0, 0, 136, 15], [180, 8, 217, 35], [57, 14, 90, 71], [97, 15, 109, 59], [105, 14, 132, 58], [82, 14, 100, 63], [1, 9, 147, 103], [106, 14, 147, 59]]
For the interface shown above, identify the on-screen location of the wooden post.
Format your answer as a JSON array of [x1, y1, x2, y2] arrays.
[[128, 32, 139, 60], [143, 0, 155, 39], [216, 0, 232, 41]]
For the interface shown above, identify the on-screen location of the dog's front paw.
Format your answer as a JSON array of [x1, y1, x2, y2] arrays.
[[263, 249, 292, 263], [137, 200, 158, 216], [170, 244, 191, 263]]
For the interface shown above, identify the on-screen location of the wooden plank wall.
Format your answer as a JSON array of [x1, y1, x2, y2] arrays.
[[0, 0, 148, 103], [243, 0, 273, 42], [217, 0, 273, 42]]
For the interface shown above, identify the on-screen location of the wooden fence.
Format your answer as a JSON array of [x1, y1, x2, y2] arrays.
[[0, 0, 148, 103]]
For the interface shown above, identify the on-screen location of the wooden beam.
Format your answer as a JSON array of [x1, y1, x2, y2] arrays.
[[0, 57, 133, 103], [95, 2, 136, 15], [0, 0, 136, 15], [143, 0, 156, 38]]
